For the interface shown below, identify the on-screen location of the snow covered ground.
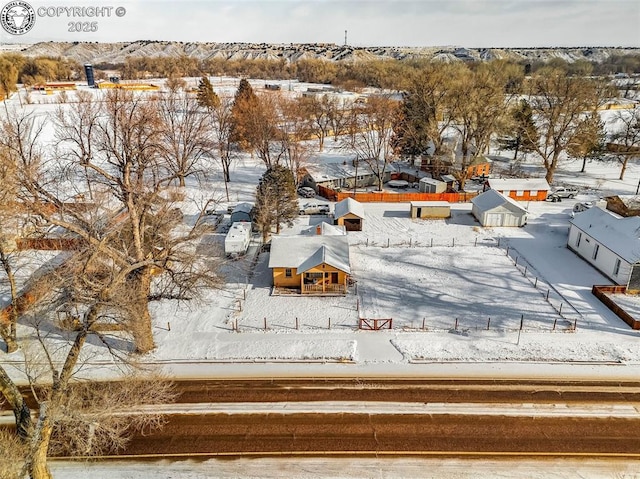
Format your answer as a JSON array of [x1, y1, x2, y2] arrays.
[[3, 87, 640, 376]]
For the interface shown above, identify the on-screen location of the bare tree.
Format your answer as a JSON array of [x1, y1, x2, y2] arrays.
[[448, 65, 506, 190], [607, 109, 640, 180], [278, 96, 313, 183], [210, 94, 236, 200], [7, 92, 220, 354], [0, 243, 176, 478], [157, 90, 211, 187], [525, 70, 603, 184], [301, 94, 333, 151], [343, 95, 399, 191]]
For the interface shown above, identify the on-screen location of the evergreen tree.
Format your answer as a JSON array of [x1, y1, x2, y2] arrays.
[[392, 89, 433, 159], [196, 76, 220, 110], [230, 78, 260, 151], [254, 165, 298, 242], [498, 99, 539, 161]]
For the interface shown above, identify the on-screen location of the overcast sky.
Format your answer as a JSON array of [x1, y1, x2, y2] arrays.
[[1, 0, 639, 47]]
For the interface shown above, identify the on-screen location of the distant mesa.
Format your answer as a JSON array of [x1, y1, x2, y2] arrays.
[[3, 41, 639, 65]]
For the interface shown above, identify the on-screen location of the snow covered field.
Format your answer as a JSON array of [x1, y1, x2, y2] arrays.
[[2, 86, 640, 373]]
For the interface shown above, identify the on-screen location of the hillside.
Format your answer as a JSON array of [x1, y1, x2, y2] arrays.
[[3, 41, 639, 65]]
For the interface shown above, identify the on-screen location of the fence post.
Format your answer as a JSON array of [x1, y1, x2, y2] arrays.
[[515, 256, 518, 266], [264, 317, 267, 330], [387, 238, 390, 248], [497, 238, 500, 247], [454, 318, 458, 330], [553, 318, 557, 330], [559, 303, 563, 315], [574, 318, 578, 330], [474, 238, 477, 247], [520, 314, 524, 330], [366, 238, 369, 247], [506, 246, 509, 256], [546, 289, 550, 300], [410, 238, 412, 247], [487, 317, 490, 330], [328, 317, 331, 329], [523, 266, 527, 277], [243, 289, 246, 300], [452, 238, 455, 247], [296, 317, 299, 330], [422, 317, 425, 330], [430, 238, 433, 247], [534, 277, 538, 288]]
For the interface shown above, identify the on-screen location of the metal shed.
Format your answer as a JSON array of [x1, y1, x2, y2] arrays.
[[418, 178, 447, 193], [471, 190, 527, 227], [410, 201, 451, 219]]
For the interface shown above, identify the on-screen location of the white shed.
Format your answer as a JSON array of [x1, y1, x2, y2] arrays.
[[471, 189, 528, 227], [418, 178, 447, 194]]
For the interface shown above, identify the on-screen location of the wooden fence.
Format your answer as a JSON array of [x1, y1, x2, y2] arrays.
[[16, 238, 84, 251], [359, 318, 393, 330], [592, 285, 640, 330], [317, 185, 478, 203]]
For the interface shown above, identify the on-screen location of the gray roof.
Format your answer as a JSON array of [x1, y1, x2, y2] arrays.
[[334, 197, 365, 220], [268, 235, 351, 273], [570, 207, 640, 263], [471, 189, 527, 214], [303, 159, 393, 183]]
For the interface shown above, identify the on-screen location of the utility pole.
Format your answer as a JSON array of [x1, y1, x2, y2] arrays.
[[344, 30, 347, 46]]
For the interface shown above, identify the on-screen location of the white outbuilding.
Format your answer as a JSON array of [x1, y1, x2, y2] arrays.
[[568, 206, 640, 287], [471, 189, 528, 227]]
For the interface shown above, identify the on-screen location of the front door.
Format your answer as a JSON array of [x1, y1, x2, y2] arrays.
[[331, 272, 339, 284]]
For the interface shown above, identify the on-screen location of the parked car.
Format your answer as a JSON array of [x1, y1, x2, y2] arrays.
[[571, 199, 606, 217], [297, 186, 316, 198], [548, 186, 578, 201], [299, 202, 330, 215]]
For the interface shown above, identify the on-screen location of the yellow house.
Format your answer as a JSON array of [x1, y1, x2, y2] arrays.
[[269, 234, 350, 295]]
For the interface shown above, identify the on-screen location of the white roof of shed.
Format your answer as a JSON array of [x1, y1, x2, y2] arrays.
[[487, 178, 550, 191], [268, 235, 351, 273], [334, 197, 365, 220], [471, 189, 527, 214], [410, 201, 450, 208], [570, 207, 640, 263]]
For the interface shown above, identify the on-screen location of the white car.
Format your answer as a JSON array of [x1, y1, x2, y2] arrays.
[[299, 202, 330, 215]]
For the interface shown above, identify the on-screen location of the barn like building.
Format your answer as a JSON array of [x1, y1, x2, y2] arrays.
[[471, 189, 528, 227]]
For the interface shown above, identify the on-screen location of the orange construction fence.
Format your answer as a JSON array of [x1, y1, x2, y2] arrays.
[[318, 185, 478, 203]]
